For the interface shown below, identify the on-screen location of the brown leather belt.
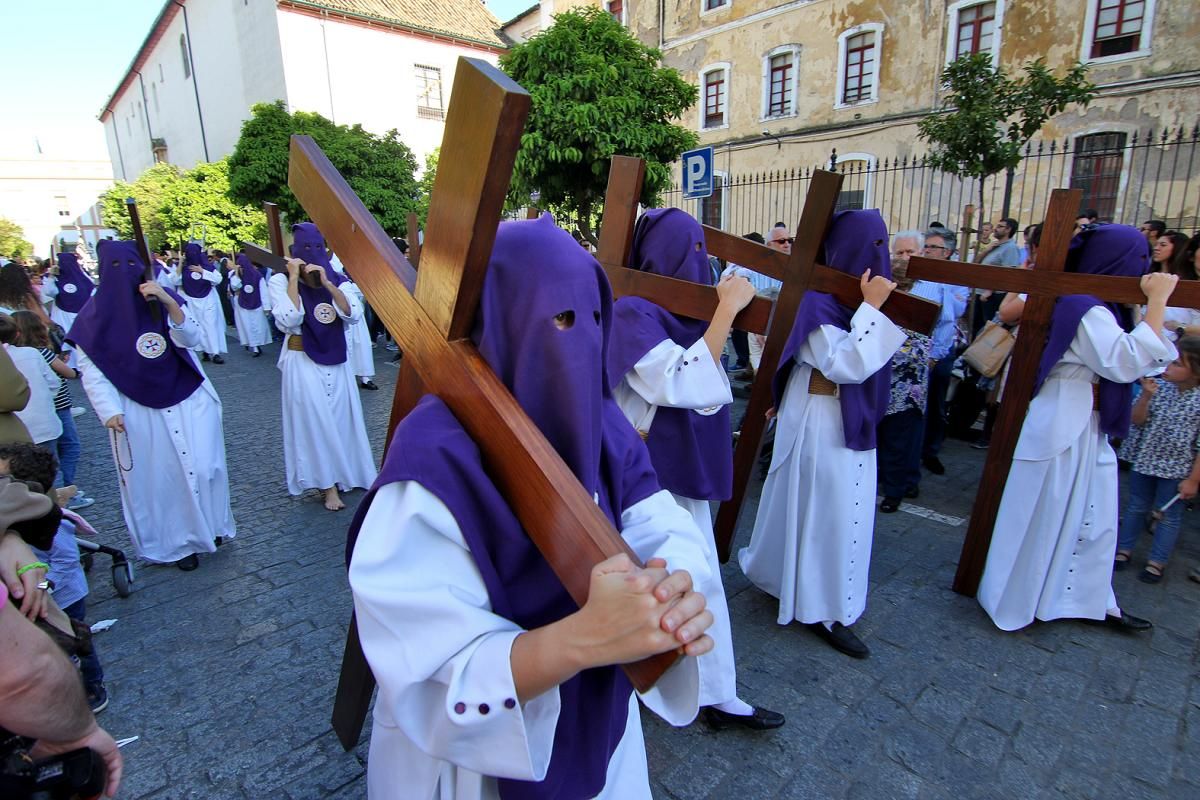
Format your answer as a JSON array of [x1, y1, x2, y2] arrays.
[[809, 369, 837, 396], [636, 429, 649, 441], [287, 334, 305, 352], [1093, 382, 1100, 410]]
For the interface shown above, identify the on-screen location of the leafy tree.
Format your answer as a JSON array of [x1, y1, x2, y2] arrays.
[[98, 163, 183, 251], [414, 147, 439, 232], [158, 159, 265, 252], [918, 53, 1095, 257], [0, 217, 33, 261], [500, 8, 698, 241], [228, 101, 420, 234]]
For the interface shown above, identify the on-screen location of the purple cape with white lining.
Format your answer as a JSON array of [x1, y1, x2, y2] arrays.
[[182, 242, 214, 299], [53, 252, 94, 314], [234, 253, 264, 311]]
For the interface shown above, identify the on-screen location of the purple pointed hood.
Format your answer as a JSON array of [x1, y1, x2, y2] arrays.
[[291, 222, 346, 286], [65, 240, 203, 408], [773, 209, 893, 450], [182, 242, 213, 298], [607, 207, 732, 499], [54, 252, 94, 314], [234, 252, 264, 310], [1034, 223, 1152, 437], [287, 222, 347, 364]]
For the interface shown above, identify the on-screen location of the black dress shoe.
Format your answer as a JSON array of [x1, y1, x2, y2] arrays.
[[176, 554, 200, 571], [359, 380, 379, 390], [252, 350, 262, 358], [904, 486, 919, 499], [702, 705, 785, 731], [1101, 611, 1153, 632], [807, 622, 870, 658], [880, 496, 901, 513], [201, 353, 211, 362], [211, 355, 225, 364], [922, 456, 945, 475]]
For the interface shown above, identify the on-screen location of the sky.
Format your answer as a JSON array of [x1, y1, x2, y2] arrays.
[[0, 0, 534, 162]]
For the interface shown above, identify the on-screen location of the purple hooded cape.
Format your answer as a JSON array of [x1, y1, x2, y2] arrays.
[[1033, 224, 1152, 438], [607, 208, 732, 500], [289, 223, 347, 365], [54, 252, 94, 313], [182, 242, 214, 299], [234, 253, 264, 311], [65, 240, 204, 409], [772, 209, 893, 451], [345, 215, 662, 800]]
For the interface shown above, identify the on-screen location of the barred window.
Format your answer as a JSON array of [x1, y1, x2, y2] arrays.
[[415, 64, 444, 121], [1070, 132, 1127, 221], [1091, 0, 1144, 58]]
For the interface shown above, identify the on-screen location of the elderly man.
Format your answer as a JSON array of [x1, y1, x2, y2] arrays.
[[913, 228, 969, 475]]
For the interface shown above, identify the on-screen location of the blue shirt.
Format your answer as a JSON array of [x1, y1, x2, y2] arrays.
[[911, 280, 969, 360], [33, 519, 88, 610]]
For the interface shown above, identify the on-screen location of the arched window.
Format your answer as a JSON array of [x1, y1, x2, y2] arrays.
[[835, 24, 884, 108], [698, 63, 731, 130], [180, 34, 191, 79], [762, 45, 800, 120]]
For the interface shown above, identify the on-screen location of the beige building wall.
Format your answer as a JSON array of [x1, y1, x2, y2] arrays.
[[629, 0, 1200, 233]]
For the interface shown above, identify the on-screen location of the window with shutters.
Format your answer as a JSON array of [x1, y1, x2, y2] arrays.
[[1082, 0, 1155, 62], [762, 47, 799, 120], [836, 25, 883, 108], [700, 65, 729, 130], [1069, 133, 1127, 221], [415, 64, 444, 121]]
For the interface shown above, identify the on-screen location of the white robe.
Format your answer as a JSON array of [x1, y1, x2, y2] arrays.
[[351, 482, 710, 800], [977, 308, 1175, 631], [44, 279, 87, 369], [614, 338, 739, 707], [175, 268, 227, 354], [739, 304, 905, 626], [330, 256, 375, 379], [228, 274, 273, 347], [76, 313, 236, 563], [267, 273, 377, 495]]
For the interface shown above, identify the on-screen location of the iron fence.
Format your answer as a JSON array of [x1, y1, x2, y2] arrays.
[[660, 125, 1200, 241]]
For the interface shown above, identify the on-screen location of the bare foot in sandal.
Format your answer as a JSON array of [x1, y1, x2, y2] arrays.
[[1139, 562, 1165, 584], [323, 487, 345, 511], [1114, 551, 1132, 571]]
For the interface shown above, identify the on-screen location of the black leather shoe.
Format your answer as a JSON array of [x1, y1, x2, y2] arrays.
[[702, 705, 785, 731], [211, 355, 225, 364], [880, 496, 901, 513], [176, 554, 200, 571], [360, 380, 379, 390], [201, 353, 210, 362], [1102, 611, 1153, 632], [252, 350, 262, 358], [922, 456, 945, 475], [808, 622, 870, 658], [904, 486, 919, 499]]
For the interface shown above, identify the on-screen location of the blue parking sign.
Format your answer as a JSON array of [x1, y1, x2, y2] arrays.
[[681, 147, 714, 200]]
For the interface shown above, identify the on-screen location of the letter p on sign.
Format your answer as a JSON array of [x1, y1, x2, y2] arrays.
[[681, 147, 713, 200]]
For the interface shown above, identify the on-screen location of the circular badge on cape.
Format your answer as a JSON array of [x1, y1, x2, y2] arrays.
[[190, 270, 202, 279], [63, 283, 78, 294], [243, 284, 254, 294], [136, 332, 168, 359], [314, 303, 337, 324]]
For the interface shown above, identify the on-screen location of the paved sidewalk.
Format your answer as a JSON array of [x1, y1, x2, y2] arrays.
[[66, 337, 1199, 798]]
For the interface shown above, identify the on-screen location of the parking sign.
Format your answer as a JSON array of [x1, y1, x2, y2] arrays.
[[681, 147, 714, 200]]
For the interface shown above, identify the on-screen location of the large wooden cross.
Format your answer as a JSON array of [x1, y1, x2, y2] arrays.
[[287, 58, 691, 750], [906, 188, 1200, 596], [593, 159, 942, 562]]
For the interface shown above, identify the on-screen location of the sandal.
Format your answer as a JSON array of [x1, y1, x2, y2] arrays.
[[1138, 563, 1165, 584], [1113, 551, 1132, 571]]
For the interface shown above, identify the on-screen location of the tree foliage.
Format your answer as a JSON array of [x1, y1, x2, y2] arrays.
[[0, 218, 33, 261], [414, 147, 439, 232], [228, 101, 420, 234], [918, 54, 1095, 210], [99, 160, 264, 253], [500, 8, 698, 238]]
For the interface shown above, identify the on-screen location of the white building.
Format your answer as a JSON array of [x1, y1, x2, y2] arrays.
[[100, 0, 508, 181], [0, 149, 115, 259]]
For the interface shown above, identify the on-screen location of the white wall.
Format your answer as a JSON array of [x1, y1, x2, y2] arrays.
[[276, 7, 503, 166], [0, 157, 114, 258]]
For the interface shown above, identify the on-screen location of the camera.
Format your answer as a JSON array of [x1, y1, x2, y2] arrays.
[[0, 740, 106, 800]]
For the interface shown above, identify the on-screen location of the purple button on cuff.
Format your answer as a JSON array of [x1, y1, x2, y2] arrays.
[[504, 698, 516, 710], [479, 703, 490, 715], [454, 702, 466, 715]]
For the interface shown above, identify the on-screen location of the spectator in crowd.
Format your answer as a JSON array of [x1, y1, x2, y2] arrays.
[[0, 263, 53, 325], [9, 311, 91, 507], [1140, 219, 1166, 246], [0, 442, 109, 711], [0, 314, 61, 449], [914, 228, 969, 475], [0, 343, 31, 444], [1075, 208, 1099, 231], [745, 224, 792, 378], [1115, 336, 1200, 584], [971, 218, 1022, 336], [1152, 231, 1189, 274], [720, 231, 768, 374]]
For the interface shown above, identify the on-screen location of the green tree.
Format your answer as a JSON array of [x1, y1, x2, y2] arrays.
[[228, 101, 420, 234], [918, 53, 1095, 257], [0, 218, 33, 261], [500, 8, 698, 241], [157, 158, 265, 252], [414, 147, 438, 232], [98, 162, 183, 251]]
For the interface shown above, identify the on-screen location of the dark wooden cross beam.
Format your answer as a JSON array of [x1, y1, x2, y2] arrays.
[[124, 198, 162, 318], [593, 159, 941, 562], [288, 57, 682, 751], [906, 188, 1200, 596]]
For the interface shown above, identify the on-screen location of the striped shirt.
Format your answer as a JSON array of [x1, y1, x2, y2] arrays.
[[38, 348, 73, 410]]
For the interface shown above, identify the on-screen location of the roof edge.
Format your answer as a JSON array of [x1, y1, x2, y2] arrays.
[[280, 0, 508, 51], [97, 0, 181, 122], [502, 3, 540, 27]]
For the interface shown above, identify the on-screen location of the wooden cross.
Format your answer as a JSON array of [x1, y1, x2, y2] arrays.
[[593, 159, 942, 562], [124, 198, 161, 318], [287, 57, 686, 750], [906, 188, 1200, 596]]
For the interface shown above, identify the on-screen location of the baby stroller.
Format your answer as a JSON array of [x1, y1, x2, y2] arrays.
[[65, 508, 135, 598]]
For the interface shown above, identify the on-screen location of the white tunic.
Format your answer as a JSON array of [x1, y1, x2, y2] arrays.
[[176, 268, 227, 354], [614, 338, 739, 707], [340, 281, 375, 378], [351, 482, 709, 800], [739, 304, 905, 626], [76, 313, 236, 563], [267, 273, 377, 495], [228, 274, 273, 347], [977, 308, 1175, 631]]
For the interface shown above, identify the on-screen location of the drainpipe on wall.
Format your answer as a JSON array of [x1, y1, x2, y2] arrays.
[[175, 0, 210, 162]]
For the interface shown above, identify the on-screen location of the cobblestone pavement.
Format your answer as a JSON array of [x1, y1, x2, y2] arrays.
[[67, 334, 1199, 799]]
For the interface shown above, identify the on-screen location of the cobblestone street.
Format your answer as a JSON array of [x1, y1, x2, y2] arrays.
[[68, 334, 1199, 799]]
